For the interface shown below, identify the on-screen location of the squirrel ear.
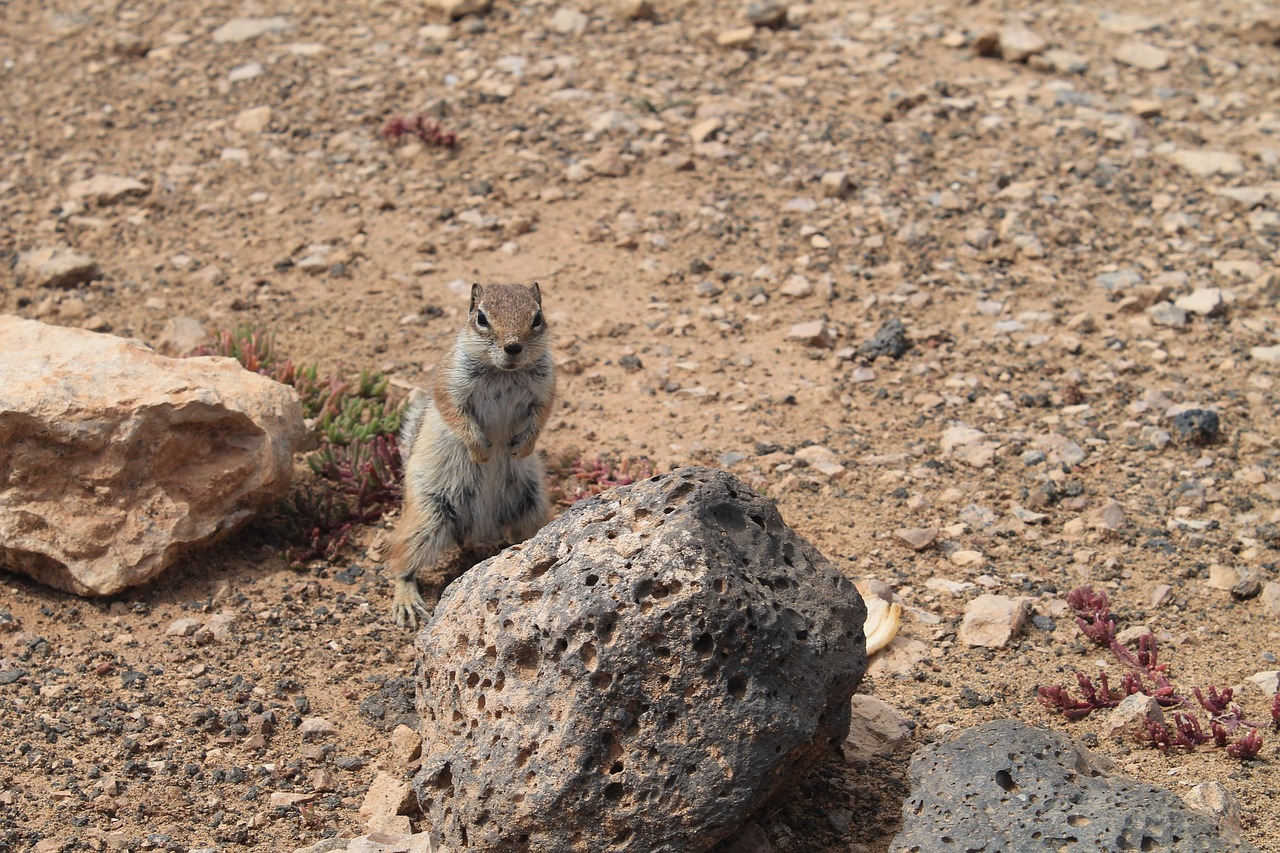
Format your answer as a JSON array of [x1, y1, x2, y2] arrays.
[[530, 282, 542, 305], [470, 283, 482, 311]]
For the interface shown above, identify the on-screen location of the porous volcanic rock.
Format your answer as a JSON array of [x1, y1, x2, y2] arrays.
[[412, 467, 867, 852], [0, 315, 307, 596], [890, 719, 1259, 852]]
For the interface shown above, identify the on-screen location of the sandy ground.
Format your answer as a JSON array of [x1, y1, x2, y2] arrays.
[[2, 0, 1279, 849]]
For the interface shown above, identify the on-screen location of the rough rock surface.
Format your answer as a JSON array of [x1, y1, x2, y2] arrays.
[[0, 316, 306, 596], [412, 467, 867, 852], [890, 719, 1259, 852]]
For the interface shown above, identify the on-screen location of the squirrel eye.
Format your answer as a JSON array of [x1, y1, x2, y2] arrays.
[[476, 310, 489, 328], [532, 311, 543, 329]]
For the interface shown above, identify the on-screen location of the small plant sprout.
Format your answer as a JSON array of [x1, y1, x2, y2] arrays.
[[380, 113, 457, 149]]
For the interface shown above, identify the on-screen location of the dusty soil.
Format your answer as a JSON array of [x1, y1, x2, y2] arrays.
[[2, 0, 1279, 850]]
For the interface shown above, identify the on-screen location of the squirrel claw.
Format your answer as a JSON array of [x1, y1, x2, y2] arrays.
[[392, 581, 430, 630]]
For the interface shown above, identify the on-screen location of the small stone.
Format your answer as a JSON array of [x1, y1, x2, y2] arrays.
[[112, 31, 150, 57], [1089, 499, 1126, 532], [1246, 671, 1279, 696], [1237, 18, 1280, 45], [1206, 564, 1242, 591], [269, 791, 314, 807], [228, 62, 263, 83], [1114, 625, 1153, 645], [1184, 783, 1244, 833], [549, 7, 589, 35], [1104, 693, 1165, 742], [950, 550, 985, 567], [820, 171, 850, 198], [67, 175, 148, 205], [779, 275, 813, 298], [745, 0, 786, 28], [786, 320, 834, 348], [390, 724, 423, 766], [842, 695, 911, 761], [690, 117, 723, 144], [1262, 582, 1280, 617], [233, 105, 273, 134], [717, 27, 755, 48], [895, 527, 938, 551], [299, 717, 337, 739], [1170, 409, 1220, 446], [997, 24, 1047, 62], [794, 445, 845, 479], [858, 318, 911, 361], [1249, 345, 1280, 364], [426, 0, 493, 18], [613, 0, 654, 20], [958, 594, 1028, 648], [1231, 576, 1262, 601], [1041, 49, 1088, 73], [359, 772, 417, 819], [312, 768, 338, 792], [1171, 150, 1245, 178], [1175, 287, 1224, 317], [1113, 40, 1169, 71], [1147, 301, 1188, 327], [367, 815, 413, 835], [211, 17, 291, 43], [16, 247, 101, 288], [1150, 584, 1173, 607], [165, 617, 201, 637]]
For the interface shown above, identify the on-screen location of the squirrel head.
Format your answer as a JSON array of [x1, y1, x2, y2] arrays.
[[464, 282, 549, 371]]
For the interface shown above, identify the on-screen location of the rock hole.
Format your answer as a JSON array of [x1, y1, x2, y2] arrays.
[[693, 632, 714, 658], [727, 673, 747, 699], [604, 782, 625, 801], [580, 642, 597, 669], [520, 589, 543, 602], [585, 573, 599, 586], [634, 508, 649, 520], [635, 579, 653, 601], [598, 620, 615, 644], [511, 641, 540, 677], [714, 578, 725, 594], [591, 672, 611, 689], [613, 827, 633, 843], [795, 629, 809, 641], [555, 638, 568, 653], [1066, 815, 1088, 828], [610, 761, 623, 774], [430, 763, 453, 790], [606, 529, 618, 539], [466, 672, 480, 688], [476, 695, 486, 711], [1140, 839, 1156, 852], [706, 501, 746, 530], [515, 745, 534, 767], [528, 556, 555, 578]]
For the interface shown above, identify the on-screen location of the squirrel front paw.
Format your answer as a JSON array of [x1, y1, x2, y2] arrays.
[[467, 442, 493, 465], [509, 429, 539, 459]]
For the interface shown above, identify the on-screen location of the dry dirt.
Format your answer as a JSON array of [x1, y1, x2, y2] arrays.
[[3, 0, 1280, 850]]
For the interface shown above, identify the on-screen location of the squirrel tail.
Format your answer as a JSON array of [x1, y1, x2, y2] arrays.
[[398, 391, 430, 464]]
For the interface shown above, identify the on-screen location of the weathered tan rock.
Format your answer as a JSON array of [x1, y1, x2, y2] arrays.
[[15, 247, 101, 289], [0, 316, 306, 596], [67, 174, 148, 205], [958, 594, 1028, 648], [426, 0, 492, 19], [1104, 693, 1165, 742], [359, 772, 417, 820], [1184, 782, 1244, 833], [842, 695, 911, 761]]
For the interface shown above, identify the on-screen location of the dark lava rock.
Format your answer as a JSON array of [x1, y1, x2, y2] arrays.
[[412, 467, 867, 852], [890, 719, 1258, 852], [858, 318, 912, 361], [1170, 409, 1220, 446]]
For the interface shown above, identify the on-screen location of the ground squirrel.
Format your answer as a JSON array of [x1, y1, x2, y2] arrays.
[[388, 282, 556, 628]]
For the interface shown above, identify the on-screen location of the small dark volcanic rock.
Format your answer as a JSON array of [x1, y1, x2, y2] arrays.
[[413, 467, 867, 852], [890, 719, 1258, 852], [1170, 409, 1220, 446], [858, 318, 912, 361]]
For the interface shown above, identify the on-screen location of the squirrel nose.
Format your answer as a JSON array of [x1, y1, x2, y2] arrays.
[[504, 342, 523, 356]]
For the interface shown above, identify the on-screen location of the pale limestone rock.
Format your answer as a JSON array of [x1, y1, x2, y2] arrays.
[[717, 27, 755, 48], [1246, 671, 1279, 696], [998, 24, 1047, 62], [1262, 582, 1280, 616], [786, 320, 834, 348], [15, 247, 101, 288], [211, 17, 291, 42], [1104, 693, 1165, 742], [359, 772, 417, 819], [842, 695, 911, 761], [1171, 150, 1245, 178], [958, 594, 1027, 648], [390, 724, 423, 766], [1113, 40, 1169, 70], [1250, 345, 1280, 364], [895, 527, 938, 551], [0, 316, 306, 597], [821, 171, 851, 198], [1183, 782, 1244, 832], [233, 105, 273, 134], [1175, 287, 1224, 317], [67, 174, 148, 205]]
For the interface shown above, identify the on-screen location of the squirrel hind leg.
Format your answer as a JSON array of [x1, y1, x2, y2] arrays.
[[388, 492, 461, 629]]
